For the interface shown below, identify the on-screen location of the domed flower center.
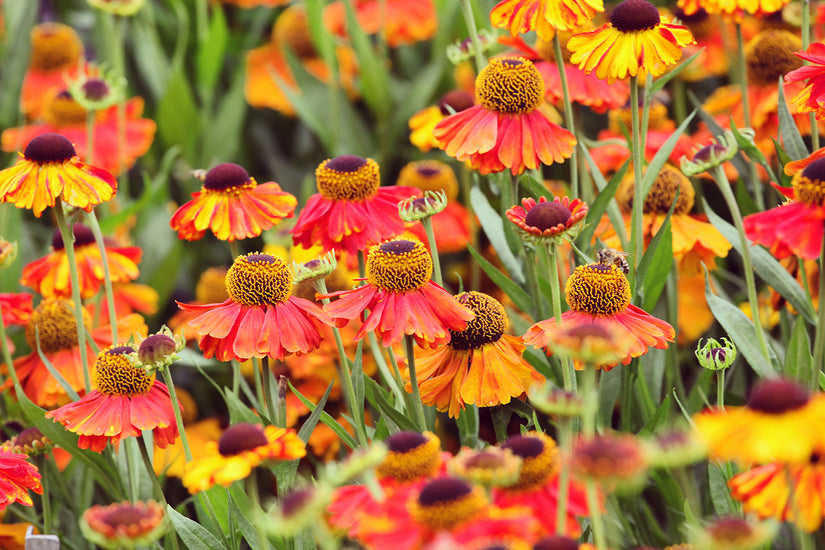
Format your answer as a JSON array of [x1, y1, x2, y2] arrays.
[[225, 253, 293, 306], [44, 92, 88, 127], [565, 264, 631, 316], [397, 160, 459, 202], [23, 133, 77, 164], [51, 224, 96, 251], [82, 79, 111, 102], [30, 23, 82, 72], [25, 299, 87, 354], [572, 433, 648, 487], [438, 90, 475, 116], [218, 423, 268, 456], [94, 346, 155, 396], [746, 30, 803, 87], [747, 379, 810, 413], [476, 57, 544, 114], [366, 239, 432, 292], [203, 163, 253, 192], [377, 431, 441, 481], [627, 165, 695, 215], [524, 201, 572, 231], [100, 505, 154, 529], [609, 0, 661, 33], [15, 428, 47, 450], [794, 158, 825, 206], [534, 536, 581, 550], [448, 291, 507, 350], [316, 156, 380, 201], [465, 451, 508, 470], [274, 7, 317, 59], [409, 477, 486, 530], [195, 267, 229, 304], [706, 517, 755, 542], [501, 433, 559, 490]]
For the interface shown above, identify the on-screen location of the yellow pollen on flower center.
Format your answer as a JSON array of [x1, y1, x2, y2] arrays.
[[501, 433, 560, 490], [449, 291, 508, 350], [25, 299, 87, 354], [794, 158, 825, 206], [366, 239, 432, 292], [409, 478, 487, 530], [376, 431, 441, 481], [620, 165, 695, 215], [565, 264, 631, 316], [225, 253, 293, 305], [476, 57, 544, 114], [316, 156, 381, 201], [93, 346, 154, 396], [29, 23, 83, 72], [44, 92, 87, 127]]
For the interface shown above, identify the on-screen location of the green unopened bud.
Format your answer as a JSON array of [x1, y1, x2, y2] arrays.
[[446, 30, 495, 65], [695, 337, 737, 370], [136, 326, 185, 371], [292, 251, 337, 284], [267, 485, 333, 537], [528, 386, 584, 418], [398, 190, 448, 222], [67, 67, 125, 111], [680, 130, 742, 177]]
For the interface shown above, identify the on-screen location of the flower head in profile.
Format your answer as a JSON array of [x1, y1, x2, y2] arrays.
[[178, 252, 332, 362], [80, 500, 167, 549], [323, 0, 437, 48], [786, 42, 825, 120], [170, 163, 297, 242], [21, 224, 141, 300], [0, 133, 117, 217], [291, 155, 420, 255], [743, 156, 825, 260], [567, 0, 695, 83], [490, 0, 604, 41], [693, 378, 825, 464], [571, 431, 650, 494], [20, 23, 84, 119], [506, 195, 588, 246], [321, 238, 474, 347], [0, 451, 42, 512], [524, 262, 675, 370], [181, 423, 306, 493], [689, 516, 777, 550], [434, 56, 576, 175], [45, 345, 180, 453], [680, 129, 740, 176], [410, 291, 543, 418]]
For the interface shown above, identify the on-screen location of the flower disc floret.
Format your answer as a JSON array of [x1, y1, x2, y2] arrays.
[[25, 299, 85, 353], [500, 432, 560, 490], [397, 160, 459, 202], [477, 57, 544, 114], [203, 163, 253, 192], [610, 0, 661, 31], [24, 133, 77, 164], [94, 346, 154, 396], [525, 201, 572, 229], [565, 264, 631, 316], [746, 30, 803, 87], [366, 239, 432, 292], [408, 477, 487, 530], [376, 431, 441, 481], [746, 379, 809, 413], [449, 291, 508, 350], [623, 165, 695, 215], [793, 157, 825, 206], [225, 253, 293, 305], [316, 156, 380, 200]]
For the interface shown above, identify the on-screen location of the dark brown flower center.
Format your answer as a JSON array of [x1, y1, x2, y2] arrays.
[[524, 201, 572, 231], [51, 224, 96, 250], [438, 90, 475, 116], [218, 423, 268, 456], [417, 477, 473, 505], [281, 488, 314, 518], [643, 165, 695, 215], [100, 505, 154, 528], [610, 0, 661, 32], [746, 29, 803, 87], [693, 144, 728, 163], [203, 163, 252, 191], [386, 430, 429, 452], [23, 133, 77, 164], [501, 434, 544, 458], [82, 79, 111, 101], [747, 379, 810, 413], [326, 155, 367, 172]]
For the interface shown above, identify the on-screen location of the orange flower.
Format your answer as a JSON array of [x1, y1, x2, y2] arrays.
[[81, 500, 167, 549], [411, 292, 543, 418], [291, 155, 420, 255], [0, 133, 117, 218], [506, 195, 588, 245], [490, 0, 603, 40], [2, 94, 156, 177], [170, 163, 296, 242], [524, 262, 675, 370], [787, 42, 825, 120], [181, 423, 306, 493], [178, 252, 332, 362], [167, 266, 229, 343], [96, 282, 159, 325], [2, 299, 146, 408], [0, 293, 33, 326], [46, 345, 180, 452], [21, 224, 141, 300], [324, 0, 437, 47], [0, 452, 42, 511], [434, 56, 576, 175], [322, 238, 474, 347], [154, 418, 222, 479], [409, 90, 475, 153]]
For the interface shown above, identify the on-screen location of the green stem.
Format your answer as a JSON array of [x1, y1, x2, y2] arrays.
[[84, 211, 119, 342], [36, 457, 52, 534], [802, 0, 820, 153], [547, 243, 577, 393], [811, 229, 825, 390], [736, 22, 765, 211], [53, 200, 91, 392], [524, 247, 542, 320], [403, 335, 427, 432], [261, 357, 281, 427], [716, 369, 726, 410], [229, 240, 241, 261], [711, 165, 771, 365], [586, 481, 608, 550], [582, 366, 597, 437], [555, 416, 572, 534], [552, 34, 578, 198], [85, 109, 96, 167], [422, 217, 443, 287], [458, 0, 486, 74], [629, 75, 644, 289]]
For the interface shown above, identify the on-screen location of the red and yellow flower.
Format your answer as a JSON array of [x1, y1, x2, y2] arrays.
[[324, 0, 437, 47], [506, 195, 588, 245], [490, 0, 604, 41], [46, 345, 180, 452], [434, 56, 576, 175], [80, 500, 167, 549], [787, 41, 825, 120], [409, 90, 476, 153], [170, 162, 297, 242], [0, 452, 42, 512]]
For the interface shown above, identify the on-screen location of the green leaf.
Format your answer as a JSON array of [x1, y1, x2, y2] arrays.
[[288, 381, 357, 450], [469, 186, 525, 285], [579, 149, 630, 252], [297, 381, 334, 443], [785, 316, 813, 383], [777, 77, 808, 161], [201, 70, 248, 165], [131, 6, 174, 100], [228, 487, 272, 550], [466, 244, 532, 316], [167, 505, 226, 550], [638, 195, 675, 311], [703, 198, 816, 324], [639, 394, 671, 437], [157, 71, 201, 161], [351, 341, 366, 431], [196, 5, 228, 93], [363, 376, 417, 432], [342, 0, 391, 118], [702, 266, 778, 377], [708, 463, 732, 515], [640, 111, 696, 201], [223, 387, 263, 425], [648, 49, 703, 96]]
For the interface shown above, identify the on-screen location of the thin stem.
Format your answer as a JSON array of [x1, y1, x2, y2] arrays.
[[736, 22, 765, 211], [36, 457, 52, 534], [802, 0, 820, 152], [458, 0, 486, 74], [629, 75, 644, 288], [422, 217, 443, 287], [85, 109, 96, 167], [261, 357, 281, 427], [582, 366, 597, 437], [716, 369, 726, 411], [547, 243, 577, 393], [85, 211, 119, 342], [711, 165, 771, 364], [403, 335, 427, 432], [552, 34, 578, 198], [586, 481, 608, 550], [555, 416, 572, 534], [53, 200, 91, 392], [811, 229, 825, 390]]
